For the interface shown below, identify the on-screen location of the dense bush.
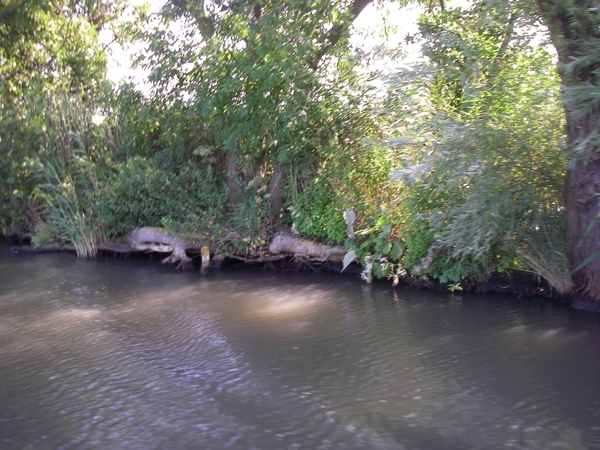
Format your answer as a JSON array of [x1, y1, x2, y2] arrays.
[[96, 157, 226, 237], [292, 178, 348, 245], [384, 3, 569, 290]]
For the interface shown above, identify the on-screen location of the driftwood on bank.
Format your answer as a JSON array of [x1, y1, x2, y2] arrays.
[[119, 227, 199, 269], [268, 234, 345, 263], [10, 227, 205, 270], [10, 229, 347, 272]]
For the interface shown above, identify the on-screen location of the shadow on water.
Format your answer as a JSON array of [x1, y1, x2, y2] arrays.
[[0, 241, 599, 449]]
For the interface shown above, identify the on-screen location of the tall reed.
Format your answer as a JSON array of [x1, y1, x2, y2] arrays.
[[36, 93, 101, 258], [512, 220, 573, 297]]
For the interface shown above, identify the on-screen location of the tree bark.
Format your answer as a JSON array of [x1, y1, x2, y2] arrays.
[[268, 162, 285, 223], [227, 151, 240, 205], [536, 0, 600, 311], [565, 127, 600, 311]]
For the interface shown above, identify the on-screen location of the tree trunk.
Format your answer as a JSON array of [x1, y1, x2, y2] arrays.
[[227, 151, 240, 205], [565, 128, 600, 311], [535, 0, 600, 311], [268, 162, 285, 223]]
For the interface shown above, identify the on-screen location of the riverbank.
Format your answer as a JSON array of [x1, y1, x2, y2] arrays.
[[4, 232, 564, 306]]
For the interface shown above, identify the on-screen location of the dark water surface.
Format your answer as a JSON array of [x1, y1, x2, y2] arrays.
[[1, 242, 599, 449]]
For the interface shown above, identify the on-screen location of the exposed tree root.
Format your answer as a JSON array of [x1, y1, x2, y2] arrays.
[[224, 254, 288, 263], [292, 255, 319, 272]]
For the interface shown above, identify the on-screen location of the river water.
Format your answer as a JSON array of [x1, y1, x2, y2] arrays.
[[0, 242, 599, 450]]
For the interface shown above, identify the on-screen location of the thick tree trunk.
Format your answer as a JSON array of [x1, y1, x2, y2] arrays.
[[535, 0, 600, 311], [565, 130, 600, 311]]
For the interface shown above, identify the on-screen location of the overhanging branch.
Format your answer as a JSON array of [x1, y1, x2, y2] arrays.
[[309, 0, 373, 70]]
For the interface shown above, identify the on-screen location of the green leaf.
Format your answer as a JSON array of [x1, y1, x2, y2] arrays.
[[341, 250, 357, 272], [581, 212, 600, 243], [572, 251, 600, 275], [373, 261, 384, 278], [377, 241, 392, 255], [390, 241, 403, 260]]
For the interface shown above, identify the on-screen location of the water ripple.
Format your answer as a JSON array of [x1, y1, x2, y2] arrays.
[[0, 248, 599, 449]]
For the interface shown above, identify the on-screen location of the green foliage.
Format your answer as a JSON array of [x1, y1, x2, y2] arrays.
[[0, 0, 138, 238], [138, 0, 380, 227], [292, 178, 347, 245], [86, 80, 229, 240], [290, 112, 399, 246], [0, 0, 114, 100], [0, 0, 581, 296], [33, 94, 102, 258], [48, 200, 99, 259], [143, 0, 336, 162], [96, 157, 226, 237], [385, 0, 568, 287], [343, 215, 406, 284], [221, 201, 270, 257], [559, 35, 600, 163], [31, 221, 55, 248], [414, 1, 543, 117], [401, 215, 436, 271], [448, 283, 463, 292]]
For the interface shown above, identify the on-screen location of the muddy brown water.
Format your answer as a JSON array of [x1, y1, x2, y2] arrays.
[[0, 242, 599, 449]]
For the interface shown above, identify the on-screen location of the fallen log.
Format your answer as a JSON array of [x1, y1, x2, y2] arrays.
[[268, 234, 345, 263], [119, 227, 200, 269]]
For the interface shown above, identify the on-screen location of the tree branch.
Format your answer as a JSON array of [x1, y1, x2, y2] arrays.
[[309, 0, 373, 70], [485, 10, 517, 89]]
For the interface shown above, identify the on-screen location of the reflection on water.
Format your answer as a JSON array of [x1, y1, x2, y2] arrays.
[[0, 242, 599, 449]]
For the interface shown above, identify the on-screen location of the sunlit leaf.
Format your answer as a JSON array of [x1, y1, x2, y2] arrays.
[[341, 250, 357, 272]]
